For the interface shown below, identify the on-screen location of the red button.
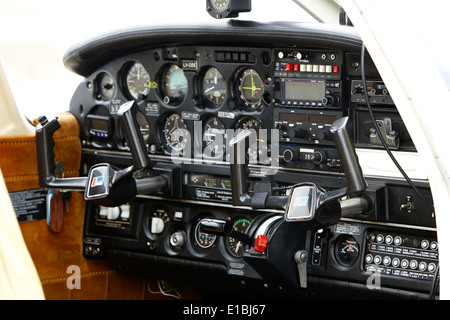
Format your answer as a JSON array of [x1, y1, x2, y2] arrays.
[[254, 235, 268, 253], [333, 65, 339, 73], [294, 64, 299, 72], [286, 63, 292, 71]]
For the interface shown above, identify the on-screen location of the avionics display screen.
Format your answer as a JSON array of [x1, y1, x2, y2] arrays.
[[89, 118, 109, 132], [279, 112, 337, 124], [282, 79, 325, 101], [279, 113, 308, 123]]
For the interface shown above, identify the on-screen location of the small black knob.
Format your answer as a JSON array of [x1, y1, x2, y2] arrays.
[[312, 150, 327, 165], [325, 95, 340, 107], [282, 149, 294, 163], [288, 128, 308, 139]]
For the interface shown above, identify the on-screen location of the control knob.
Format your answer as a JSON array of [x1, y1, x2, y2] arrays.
[[282, 149, 294, 163], [312, 150, 327, 165], [324, 94, 340, 107], [314, 131, 332, 141], [288, 128, 308, 139], [170, 230, 187, 248]]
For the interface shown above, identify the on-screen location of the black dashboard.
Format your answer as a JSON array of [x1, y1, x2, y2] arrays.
[[60, 21, 437, 299]]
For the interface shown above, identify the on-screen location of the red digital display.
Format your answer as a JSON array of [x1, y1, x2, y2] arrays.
[[280, 113, 308, 122], [308, 114, 337, 124], [279, 113, 337, 124]]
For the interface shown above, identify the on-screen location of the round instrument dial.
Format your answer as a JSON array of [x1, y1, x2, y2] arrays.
[[161, 64, 188, 105], [226, 217, 252, 257], [335, 236, 360, 267], [236, 68, 264, 110], [209, 0, 230, 13], [124, 62, 151, 100], [235, 116, 263, 163], [235, 116, 262, 132], [97, 73, 116, 100], [194, 222, 217, 249], [203, 116, 226, 159], [161, 113, 188, 153], [202, 67, 227, 107]]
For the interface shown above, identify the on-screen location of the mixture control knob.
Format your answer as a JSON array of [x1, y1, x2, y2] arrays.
[[170, 230, 187, 248]]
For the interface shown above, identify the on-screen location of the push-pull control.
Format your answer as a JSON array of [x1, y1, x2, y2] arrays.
[[36, 101, 169, 207]]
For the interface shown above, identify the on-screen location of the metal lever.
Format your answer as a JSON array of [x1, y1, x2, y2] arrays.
[[199, 218, 254, 247], [369, 118, 399, 150], [229, 130, 287, 210], [294, 250, 308, 288]]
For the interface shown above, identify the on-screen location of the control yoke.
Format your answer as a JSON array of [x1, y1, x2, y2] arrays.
[[35, 100, 168, 207], [200, 117, 368, 242]]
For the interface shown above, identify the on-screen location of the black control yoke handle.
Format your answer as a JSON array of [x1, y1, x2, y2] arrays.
[[229, 116, 367, 217], [35, 116, 87, 191], [199, 218, 254, 246], [118, 100, 152, 172], [35, 101, 168, 206], [330, 117, 366, 195]]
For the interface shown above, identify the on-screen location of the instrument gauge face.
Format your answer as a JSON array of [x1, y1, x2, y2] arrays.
[[235, 116, 262, 132], [209, 0, 230, 13], [226, 217, 252, 257], [202, 67, 227, 107], [161, 113, 188, 153], [235, 116, 263, 163], [97, 73, 116, 100], [236, 68, 264, 110], [194, 221, 217, 249], [161, 64, 188, 105], [203, 116, 226, 159], [124, 62, 151, 100], [335, 236, 360, 267]]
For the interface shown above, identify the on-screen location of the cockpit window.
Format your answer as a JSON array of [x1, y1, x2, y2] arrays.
[[0, 0, 315, 119]]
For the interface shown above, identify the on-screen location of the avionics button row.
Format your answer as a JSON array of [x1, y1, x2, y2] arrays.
[[369, 243, 438, 260], [370, 233, 438, 250]]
